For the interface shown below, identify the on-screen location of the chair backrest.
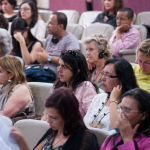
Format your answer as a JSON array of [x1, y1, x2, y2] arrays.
[[132, 25, 147, 41], [78, 11, 102, 28], [28, 82, 53, 116], [15, 56, 25, 70], [38, 10, 53, 22], [1, 116, 13, 127], [79, 40, 86, 57], [135, 12, 150, 25], [66, 24, 84, 40], [88, 127, 111, 147], [57, 10, 80, 24], [14, 119, 49, 150], [132, 13, 136, 24], [81, 23, 114, 40]]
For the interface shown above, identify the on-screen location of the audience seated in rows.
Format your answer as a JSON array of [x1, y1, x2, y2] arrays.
[[0, 56, 34, 118], [18, 0, 46, 39], [0, 28, 12, 56], [109, 8, 141, 58], [52, 50, 98, 117], [83, 34, 112, 90], [0, 0, 17, 22], [10, 17, 42, 65], [11, 87, 99, 150], [0, 13, 8, 30], [84, 58, 138, 130], [92, 0, 124, 29], [101, 88, 150, 150], [133, 39, 150, 93], [37, 12, 80, 75]]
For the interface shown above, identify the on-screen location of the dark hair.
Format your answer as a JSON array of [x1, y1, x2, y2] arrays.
[[11, 17, 39, 54], [102, 0, 124, 14], [118, 7, 134, 19], [105, 88, 150, 148], [18, 0, 38, 28], [104, 58, 138, 94], [45, 87, 87, 136], [52, 12, 67, 30], [23, 0, 37, 5], [0, 0, 16, 8], [54, 50, 98, 93], [0, 13, 8, 30]]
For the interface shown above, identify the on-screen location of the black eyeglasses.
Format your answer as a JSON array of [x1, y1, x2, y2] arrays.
[[66, 50, 78, 56]]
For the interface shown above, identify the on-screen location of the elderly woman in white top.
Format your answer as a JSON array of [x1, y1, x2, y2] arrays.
[[84, 58, 138, 131], [0, 28, 13, 56]]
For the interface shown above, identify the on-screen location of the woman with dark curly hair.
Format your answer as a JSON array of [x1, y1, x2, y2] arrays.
[[0, 13, 8, 30], [92, 0, 124, 28], [18, 0, 46, 39], [101, 88, 150, 149], [0, 0, 17, 22]]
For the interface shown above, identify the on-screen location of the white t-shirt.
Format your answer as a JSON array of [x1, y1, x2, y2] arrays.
[[30, 20, 46, 38], [84, 92, 111, 131]]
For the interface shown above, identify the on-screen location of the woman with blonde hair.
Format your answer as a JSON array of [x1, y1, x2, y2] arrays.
[[133, 39, 150, 93], [83, 34, 112, 90], [0, 56, 34, 118]]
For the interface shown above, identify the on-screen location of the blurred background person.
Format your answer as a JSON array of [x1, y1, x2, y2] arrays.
[[0, 0, 17, 22], [92, 0, 124, 29], [0, 13, 8, 30]]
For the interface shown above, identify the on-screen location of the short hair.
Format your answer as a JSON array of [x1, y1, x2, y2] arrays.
[[54, 50, 98, 92], [136, 39, 150, 57], [83, 34, 112, 59], [52, 12, 67, 30], [0, 28, 13, 56], [102, 0, 124, 14], [45, 87, 87, 136], [0, 0, 16, 8], [104, 58, 138, 94], [0, 56, 27, 97], [18, 0, 38, 28], [0, 13, 8, 30], [118, 7, 134, 19]]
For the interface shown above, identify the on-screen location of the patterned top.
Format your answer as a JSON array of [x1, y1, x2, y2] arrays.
[[42, 136, 65, 150]]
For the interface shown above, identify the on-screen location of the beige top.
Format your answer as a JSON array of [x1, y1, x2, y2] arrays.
[[0, 83, 35, 113]]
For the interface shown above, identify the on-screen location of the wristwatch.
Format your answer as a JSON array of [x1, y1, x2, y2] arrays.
[[47, 55, 52, 63]]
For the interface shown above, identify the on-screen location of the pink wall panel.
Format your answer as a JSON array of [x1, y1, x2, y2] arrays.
[[50, 0, 150, 14]]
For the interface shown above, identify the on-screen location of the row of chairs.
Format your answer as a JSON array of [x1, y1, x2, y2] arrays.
[[14, 9, 150, 28]]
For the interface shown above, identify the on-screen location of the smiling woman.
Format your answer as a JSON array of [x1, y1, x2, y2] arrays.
[[133, 39, 150, 93]]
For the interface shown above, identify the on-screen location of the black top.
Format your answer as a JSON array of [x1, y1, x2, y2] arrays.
[[34, 128, 100, 150], [92, 12, 117, 29], [7, 15, 17, 22]]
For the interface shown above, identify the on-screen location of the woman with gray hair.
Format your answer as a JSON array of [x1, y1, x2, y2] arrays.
[[0, 28, 13, 56], [83, 34, 112, 90]]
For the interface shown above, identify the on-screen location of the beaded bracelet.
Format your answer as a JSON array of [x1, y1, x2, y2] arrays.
[[110, 100, 118, 104]]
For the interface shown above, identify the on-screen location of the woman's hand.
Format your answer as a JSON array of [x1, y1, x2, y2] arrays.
[[117, 112, 139, 143], [13, 32, 25, 44], [110, 85, 122, 103], [117, 24, 131, 34], [86, 58, 95, 70]]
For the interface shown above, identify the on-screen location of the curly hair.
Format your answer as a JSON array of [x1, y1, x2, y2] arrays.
[[83, 34, 112, 59], [102, 0, 124, 14], [18, 0, 38, 28], [136, 39, 150, 57]]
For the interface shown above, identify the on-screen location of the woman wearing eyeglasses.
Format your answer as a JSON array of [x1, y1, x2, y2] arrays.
[[101, 88, 150, 150], [84, 58, 138, 131], [10, 17, 42, 65], [11, 87, 99, 150], [54, 50, 99, 118], [18, 0, 46, 39], [133, 39, 150, 93], [0, 0, 17, 22]]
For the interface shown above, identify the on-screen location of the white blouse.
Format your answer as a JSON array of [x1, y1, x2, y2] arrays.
[[30, 20, 46, 38], [84, 92, 111, 131]]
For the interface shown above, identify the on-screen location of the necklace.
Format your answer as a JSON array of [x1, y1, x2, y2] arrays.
[[92, 68, 102, 81], [89, 95, 110, 128]]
